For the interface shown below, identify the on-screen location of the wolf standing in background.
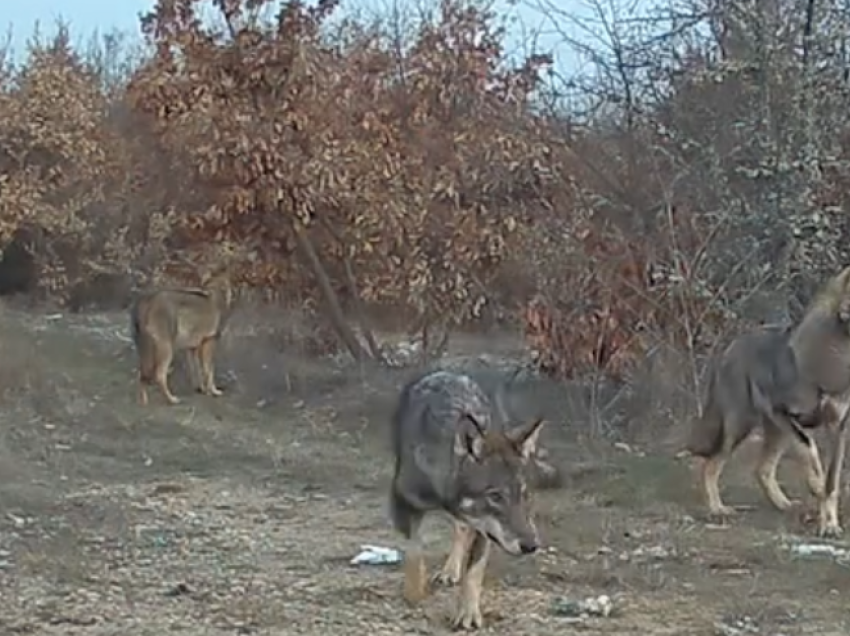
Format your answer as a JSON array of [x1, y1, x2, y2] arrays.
[[687, 266, 850, 537], [130, 267, 234, 406], [389, 369, 546, 630]]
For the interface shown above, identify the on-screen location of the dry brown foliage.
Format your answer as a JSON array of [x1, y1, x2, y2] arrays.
[[1, 0, 847, 381]]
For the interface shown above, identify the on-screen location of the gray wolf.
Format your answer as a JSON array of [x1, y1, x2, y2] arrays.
[[490, 367, 562, 490], [686, 266, 850, 537], [389, 369, 547, 630], [130, 268, 234, 406]]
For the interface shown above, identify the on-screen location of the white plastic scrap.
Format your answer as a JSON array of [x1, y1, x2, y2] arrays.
[[789, 542, 850, 560], [350, 544, 403, 566]]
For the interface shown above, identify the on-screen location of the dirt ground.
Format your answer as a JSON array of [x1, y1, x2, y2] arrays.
[[0, 301, 848, 636]]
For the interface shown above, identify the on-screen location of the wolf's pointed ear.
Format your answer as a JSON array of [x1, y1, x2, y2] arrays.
[[508, 417, 546, 459], [835, 267, 850, 322], [454, 414, 486, 461], [493, 367, 521, 424]]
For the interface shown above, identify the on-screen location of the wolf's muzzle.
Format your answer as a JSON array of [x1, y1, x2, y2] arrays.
[[519, 540, 538, 555]]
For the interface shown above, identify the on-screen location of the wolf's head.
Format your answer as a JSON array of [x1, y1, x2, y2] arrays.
[[200, 265, 235, 310], [792, 266, 850, 391], [451, 415, 546, 556], [808, 265, 850, 326]]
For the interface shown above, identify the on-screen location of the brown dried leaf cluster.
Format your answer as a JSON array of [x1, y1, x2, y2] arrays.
[[4, 0, 838, 379], [127, 0, 553, 321]]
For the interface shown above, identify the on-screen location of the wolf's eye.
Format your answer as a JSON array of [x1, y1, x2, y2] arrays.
[[486, 490, 505, 505]]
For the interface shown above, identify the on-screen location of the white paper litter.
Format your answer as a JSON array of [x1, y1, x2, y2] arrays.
[[350, 544, 403, 566]]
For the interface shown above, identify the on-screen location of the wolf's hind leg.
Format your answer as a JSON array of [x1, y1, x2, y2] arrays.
[[693, 410, 750, 519], [185, 348, 204, 393], [702, 453, 736, 517], [700, 414, 751, 518], [390, 489, 429, 605]]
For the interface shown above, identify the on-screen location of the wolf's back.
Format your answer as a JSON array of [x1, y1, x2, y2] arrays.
[[686, 328, 803, 458], [391, 370, 493, 454], [389, 370, 495, 527]]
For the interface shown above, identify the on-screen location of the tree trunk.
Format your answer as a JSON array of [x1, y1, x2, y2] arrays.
[[318, 215, 386, 364], [341, 255, 386, 363], [291, 220, 369, 362]]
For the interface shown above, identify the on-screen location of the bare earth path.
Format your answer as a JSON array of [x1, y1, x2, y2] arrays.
[[0, 304, 848, 635]]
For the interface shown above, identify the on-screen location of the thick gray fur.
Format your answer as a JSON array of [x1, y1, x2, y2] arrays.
[[389, 370, 494, 537], [687, 325, 821, 459]]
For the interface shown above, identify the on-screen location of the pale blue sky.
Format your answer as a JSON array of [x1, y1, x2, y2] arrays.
[[4, 0, 150, 53], [2, 0, 642, 89]]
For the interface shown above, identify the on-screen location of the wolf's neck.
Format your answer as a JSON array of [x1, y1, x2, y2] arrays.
[[790, 309, 850, 393], [207, 287, 229, 309]]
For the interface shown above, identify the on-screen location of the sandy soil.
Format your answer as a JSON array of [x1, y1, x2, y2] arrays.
[[0, 303, 848, 635]]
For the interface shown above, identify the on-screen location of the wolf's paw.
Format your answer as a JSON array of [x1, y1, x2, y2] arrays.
[[818, 521, 844, 538], [451, 601, 484, 631], [774, 497, 803, 512], [432, 566, 462, 587], [708, 504, 737, 520]]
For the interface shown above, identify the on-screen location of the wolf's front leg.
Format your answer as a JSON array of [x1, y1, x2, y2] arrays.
[[818, 421, 847, 538], [433, 521, 472, 586], [200, 340, 224, 396], [818, 488, 843, 537], [452, 531, 490, 630], [755, 426, 798, 511]]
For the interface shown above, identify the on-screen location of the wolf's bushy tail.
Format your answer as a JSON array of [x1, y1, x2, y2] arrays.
[[684, 367, 725, 457], [129, 297, 156, 383], [129, 297, 142, 346]]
